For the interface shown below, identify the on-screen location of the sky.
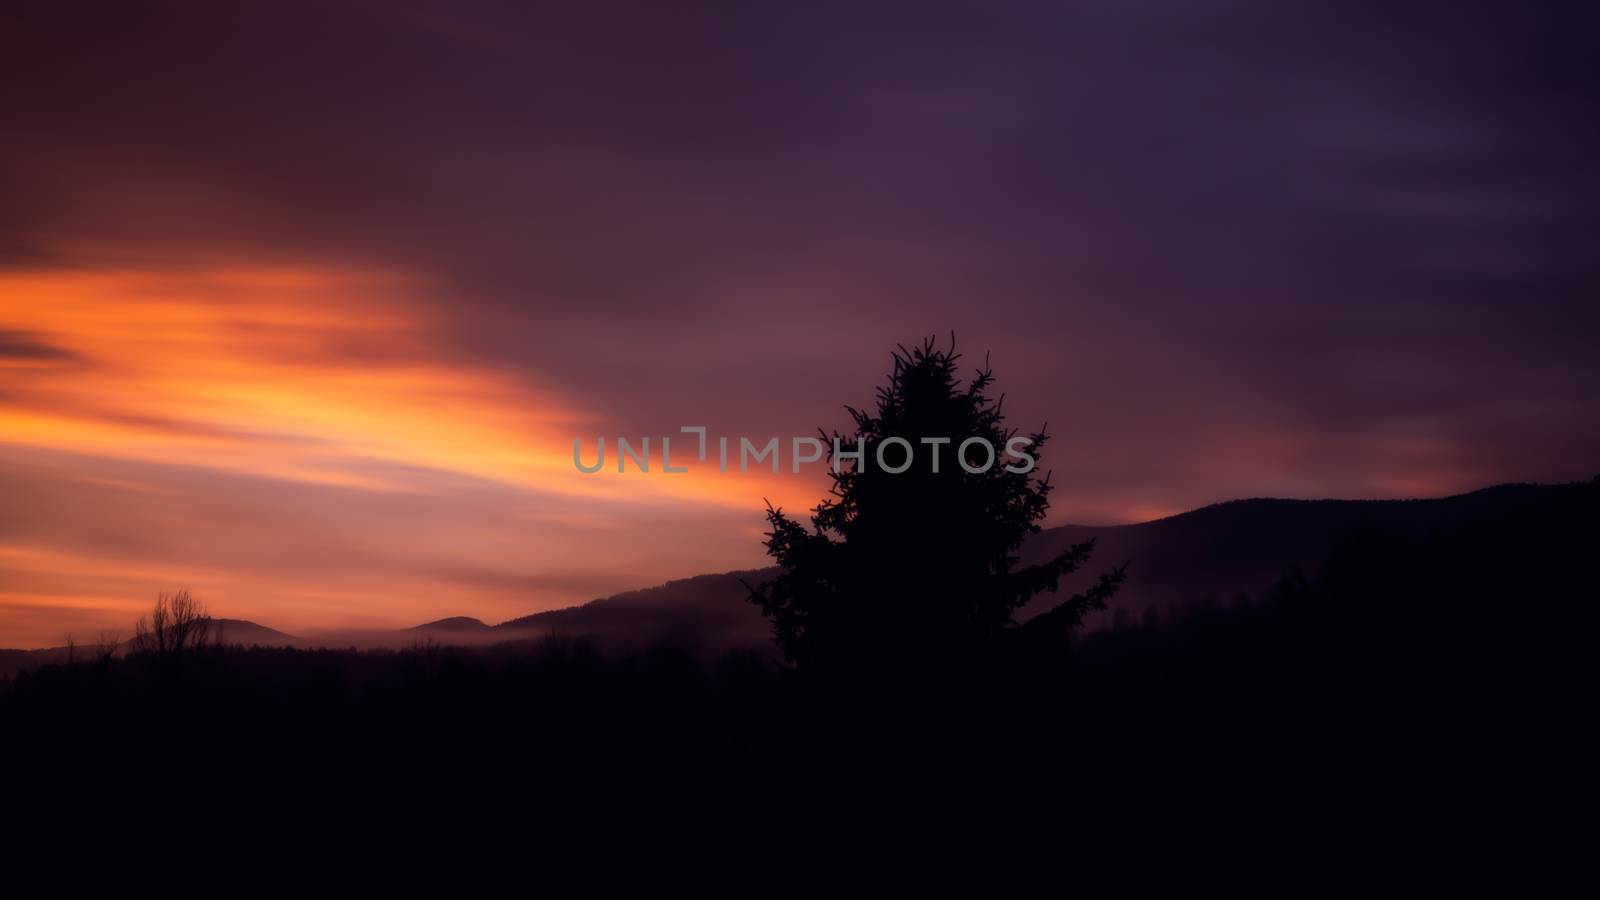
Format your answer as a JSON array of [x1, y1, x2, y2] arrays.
[[2, 1, 1597, 647]]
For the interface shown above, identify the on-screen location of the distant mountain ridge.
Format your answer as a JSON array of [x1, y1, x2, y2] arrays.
[[489, 481, 1587, 654], [2, 481, 1585, 672], [0, 617, 303, 677], [411, 616, 491, 633], [210, 618, 300, 647], [493, 570, 775, 655]]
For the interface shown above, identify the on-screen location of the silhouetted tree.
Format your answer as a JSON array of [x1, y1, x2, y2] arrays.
[[750, 336, 1125, 673], [130, 589, 212, 657], [91, 631, 121, 664]]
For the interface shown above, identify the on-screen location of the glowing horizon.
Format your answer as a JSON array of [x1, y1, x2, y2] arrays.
[[0, 265, 828, 647]]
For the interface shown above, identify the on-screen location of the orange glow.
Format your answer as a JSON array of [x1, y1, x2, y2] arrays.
[[0, 266, 818, 646], [0, 267, 814, 505]]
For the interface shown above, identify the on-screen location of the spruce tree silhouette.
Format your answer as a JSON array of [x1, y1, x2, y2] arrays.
[[750, 336, 1126, 675]]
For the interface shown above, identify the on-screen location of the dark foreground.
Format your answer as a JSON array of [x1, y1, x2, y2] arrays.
[[2, 481, 1592, 865]]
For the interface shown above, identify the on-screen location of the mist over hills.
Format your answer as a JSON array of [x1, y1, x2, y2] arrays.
[[489, 481, 1586, 655], [209, 618, 299, 647], [494, 570, 775, 656], [1020, 481, 1575, 626], [1, 481, 1583, 674], [0, 618, 300, 677]]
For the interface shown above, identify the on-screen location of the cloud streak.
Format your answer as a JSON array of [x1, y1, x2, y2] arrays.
[[0, 267, 808, 645]]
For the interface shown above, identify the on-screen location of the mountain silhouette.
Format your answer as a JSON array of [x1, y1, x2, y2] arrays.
[[1, 481, 1581, 671], [208, 618, 301, 647], [1020, 482, 1574, 627], [0, 616, 302, 677], [495, 481, 1586, 655], [410, 616, 492, 634], [494, 570, 775, 655]]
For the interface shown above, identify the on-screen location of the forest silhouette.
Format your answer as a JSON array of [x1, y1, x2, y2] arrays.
[[1, 339, 1593, 851]]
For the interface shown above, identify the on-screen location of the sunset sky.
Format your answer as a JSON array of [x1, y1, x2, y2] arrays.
[[3, 1, 1597, 647]]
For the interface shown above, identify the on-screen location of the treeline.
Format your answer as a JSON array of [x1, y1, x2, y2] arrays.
[[2, 480, 1592, 838]]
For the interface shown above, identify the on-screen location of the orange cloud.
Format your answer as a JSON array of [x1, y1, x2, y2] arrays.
[[0, 266, 813, 504], [0, 266, 818, 646]]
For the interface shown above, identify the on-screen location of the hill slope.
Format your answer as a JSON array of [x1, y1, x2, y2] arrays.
[[495, 571, 774, 655], [495, 482, 1585, 654], [0, 617, 301, 678], [210, 618, 301, 648]]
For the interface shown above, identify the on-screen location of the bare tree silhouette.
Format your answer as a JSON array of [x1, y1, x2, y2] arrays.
[[92, 631, 122, 664], [130, 589, 212, 657]]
